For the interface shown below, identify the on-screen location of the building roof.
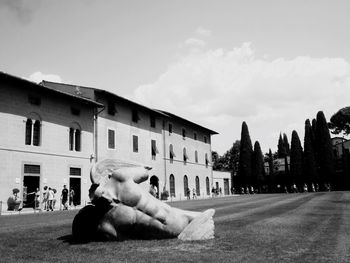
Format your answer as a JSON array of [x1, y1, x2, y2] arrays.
[[0, 72, 103, 107], [41, 80, 218, 134], [159, 110, 218, 135], [41, 80, 169, 118]]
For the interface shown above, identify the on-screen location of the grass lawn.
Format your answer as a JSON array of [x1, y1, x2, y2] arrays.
[[0, 192, 349, 263]]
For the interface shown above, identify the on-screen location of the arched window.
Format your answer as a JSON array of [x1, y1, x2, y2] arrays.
[[195, 176, 200, 196], [183, 175, 188, 196], [69, 123, 81, 152], [205, 153, 209, 168], [206, 177, 210, 195], [25, 119, 32, 145], [25, 113, 41, 146], [169, 174, 175, 197], [195, 150, 198, 163]]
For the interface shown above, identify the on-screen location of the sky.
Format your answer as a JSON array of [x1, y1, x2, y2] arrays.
[[1, 0, 349, 155]]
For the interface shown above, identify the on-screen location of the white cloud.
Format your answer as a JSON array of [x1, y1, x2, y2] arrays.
[[184, 38, 206, 47], [28, 71, 62, 83], [133, 42, 350, 154]]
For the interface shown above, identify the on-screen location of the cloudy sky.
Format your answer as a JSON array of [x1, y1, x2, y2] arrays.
[[1, 0, 349, 154]]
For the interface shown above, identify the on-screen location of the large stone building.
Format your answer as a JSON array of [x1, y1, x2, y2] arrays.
[[0, 72, 217, 210]]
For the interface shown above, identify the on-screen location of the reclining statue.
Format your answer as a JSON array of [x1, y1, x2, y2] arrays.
[[72, 159, 215, 241]]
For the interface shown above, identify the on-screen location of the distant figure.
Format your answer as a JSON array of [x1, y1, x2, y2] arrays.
[[292, 184, 297, 193], [192, 188, 197, 199], [311, 183, 315, 192], [149, 184, 156, 197], [69, 187, 75, 206], [219, 187, 222, 196], [211, 187, 215, 197], [47, 187, 54, 211], [61, 185, 68, 210], [303, 183, 308, 193], [7, 188, 22, 211], [27, 188, 40, 209], [185, 187, 190, 200], [42, 186, 48, 210]]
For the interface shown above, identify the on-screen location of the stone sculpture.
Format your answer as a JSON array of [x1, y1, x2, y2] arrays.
[[72, 159, 215, 241]]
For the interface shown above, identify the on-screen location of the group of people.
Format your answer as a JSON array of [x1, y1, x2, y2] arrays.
[[7, 185, 76, 211], [186, 187, 197, 200]]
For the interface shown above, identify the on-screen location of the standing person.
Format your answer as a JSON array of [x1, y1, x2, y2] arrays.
[[61, 185, 68, 210], [47, 187, 54, 211], [192, 188, 197, 199], [42, 186, 48, 211], [186, 187, 191, 200], [69, 187, 75, 207]]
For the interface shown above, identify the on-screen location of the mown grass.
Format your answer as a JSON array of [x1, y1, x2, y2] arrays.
[[0, 192, 349, 263]]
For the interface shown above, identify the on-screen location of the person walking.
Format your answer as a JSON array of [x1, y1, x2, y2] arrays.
[[69, 187, 75, 207], [42, 186, 48, 211], [61, 185, 68, 210], [47, 187, 54, 211]]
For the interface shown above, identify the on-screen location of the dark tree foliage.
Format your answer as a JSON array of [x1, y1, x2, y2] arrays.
[[252, 141, 265, 191], [283, 133, 290, 155], [212, 151, 221, 170], [277, 133, 286, 158], [303, 119, 318, 188], [315, 111, 335, 188], [212, 141, 240, 172], [290, 130, 303, 188], [238, 122, 253, 187], [328, 106, 350, 135]]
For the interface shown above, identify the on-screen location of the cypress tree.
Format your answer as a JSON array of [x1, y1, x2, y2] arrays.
[[277, 133, 285, 158], [238, 122, 253, 190], [290, 130, 303, 190], [303, 119, 318, 190], [283, 133, 290, 155], [252, 141, 265, 192], [315, 111, 335, 189]]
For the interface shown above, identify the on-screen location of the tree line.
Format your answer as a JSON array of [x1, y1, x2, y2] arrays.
[[213, 109, 350, 193]]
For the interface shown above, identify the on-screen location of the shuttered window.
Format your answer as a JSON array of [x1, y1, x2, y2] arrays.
[[133, 135, 138, 152], [170, 174, 175, 197], [108, 129, 115, 149]]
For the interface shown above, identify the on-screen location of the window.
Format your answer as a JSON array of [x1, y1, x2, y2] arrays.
[[71, 107, 80, 116], [195, 176, 200, 196], [150, 116, 156, 128], [204, 136, 208, 143], [182, 128, 186, 139], [194, 132, 197, 140], [132, 109, 139, 123], [195, 151, 198, 163], [108, 129, 115, 149], [69, 125, 82, 151], [206, 177, 210, 195], [151, 140, 158, 160], [25, 118, 41, 146], [28, 95, 41, 106], [183, 148, 188, 164], [183, 175, 188, 196], [205, 153, 209, 167], [24, 164, 40, 174], [107, 101, 116, 116], [133, 135, 138, 152], [169, 123, 173, 135], [169, 174, 175, 197], [70, 167, 81, 176], [169, 144, 175, 163]]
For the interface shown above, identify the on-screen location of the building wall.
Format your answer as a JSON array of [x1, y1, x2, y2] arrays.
[[213, 171, 232, 195], [0, 81, 95, 208], [164, 118, 213, 200], [95, 95, 165, 192]]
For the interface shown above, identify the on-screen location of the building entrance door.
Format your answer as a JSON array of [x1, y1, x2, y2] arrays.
[[150, 175, 159, 198], [69, 177, 81, 206], [23, 175, 40, 208], [224, 179, 230, 195]]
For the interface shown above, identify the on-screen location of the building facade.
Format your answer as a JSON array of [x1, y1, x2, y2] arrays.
[[0, 73, 102, 210], [0, 73, 217, 210]]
